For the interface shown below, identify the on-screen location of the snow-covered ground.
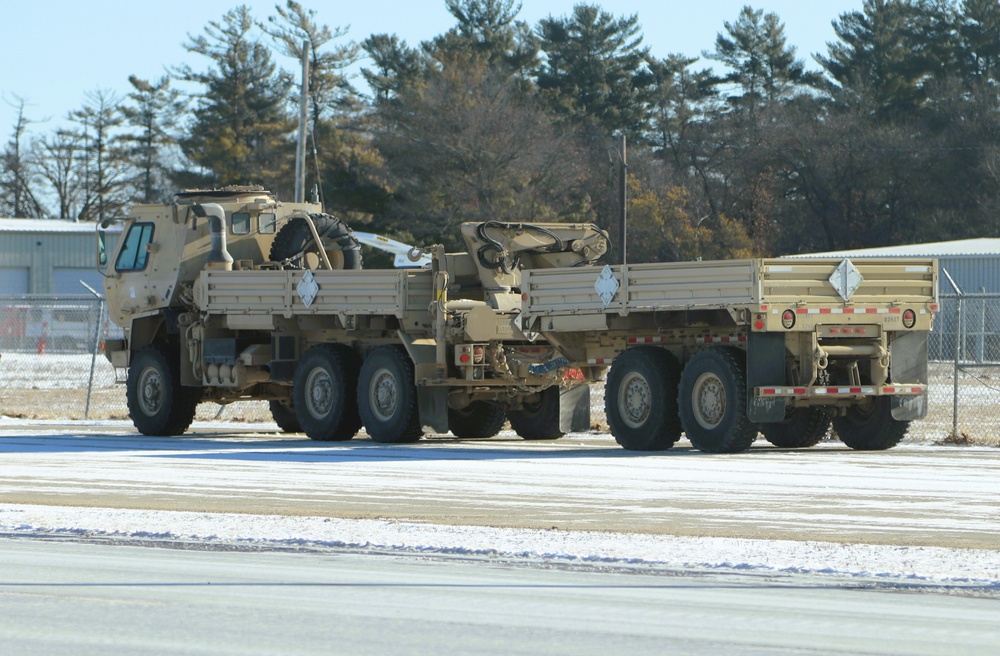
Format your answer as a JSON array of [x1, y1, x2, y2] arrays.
[[2, 418, 999, 590], [2, 503, 999, 589]]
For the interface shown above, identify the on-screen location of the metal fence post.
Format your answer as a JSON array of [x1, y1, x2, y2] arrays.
[[940, 268, 964, 440], [952, 295, 962, 439], [78, 281, 107, 420]]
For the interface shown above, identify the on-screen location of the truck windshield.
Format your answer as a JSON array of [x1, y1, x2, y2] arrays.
[[116, 222, 155, 271]]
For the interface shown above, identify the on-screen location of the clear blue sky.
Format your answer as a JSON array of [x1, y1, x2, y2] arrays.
[[0, 0, 864, 138]]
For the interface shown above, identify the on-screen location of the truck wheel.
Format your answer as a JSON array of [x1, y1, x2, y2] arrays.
[[269, 400, 301, 433], [678, 347, 757, 454], [294, 345, 362, 441], [509, 387, 563, 440], [269, 214, 362, 270], [833, 397, 909, 451], [606, 346, 682, 451], [126, 344, 200, 436], [448, 401, 507, 439], [358, 345, 422, 443], [761, 408, 830, 448]]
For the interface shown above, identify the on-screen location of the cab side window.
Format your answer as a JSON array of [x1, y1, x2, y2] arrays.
[[115, 223, 155, 272], [231, 212, 251, 235], [259, 212, 277, 234]]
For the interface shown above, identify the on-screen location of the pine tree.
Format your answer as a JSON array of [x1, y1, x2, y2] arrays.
[[535, 4, 653, 136], [818, 0, 959, 118], [429, 0, 539, 75], [958, 0, 1000, 82], [706, 6, 814, 112], [121, 76, 186, 204], [362, 34, 426, 103], [174, 6, 295, 191], [71, 89, 129, 222]]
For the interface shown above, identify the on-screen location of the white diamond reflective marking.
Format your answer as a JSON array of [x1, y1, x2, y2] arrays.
[[595, 265, 620, 308], [829, 258, 863, 302], [297, 269, 319, 308]]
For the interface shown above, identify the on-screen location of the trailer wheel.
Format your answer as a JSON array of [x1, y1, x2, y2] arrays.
[[358, 345, 422, 443], [448, 401, 507, 439], [269, 214, 362, 270], [294, 344, 362, 441], [833, 397, 909, 451], [761, 407, 830, 448], [678, 347, 757, 454], [126, 343, 200, 436], [605, 347, 682, 451], [269, 400, 301, 433], [509, 387, 563, 440]]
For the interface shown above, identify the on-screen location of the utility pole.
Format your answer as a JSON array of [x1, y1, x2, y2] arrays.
[[294, 40, 310, 203], [618, 133, 627, 266]]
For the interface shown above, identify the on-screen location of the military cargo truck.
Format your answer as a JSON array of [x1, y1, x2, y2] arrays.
[[98, 187, 605, 443]]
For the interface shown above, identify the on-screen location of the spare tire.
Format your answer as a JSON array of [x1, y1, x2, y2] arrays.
[[269, 213, 362, 270]]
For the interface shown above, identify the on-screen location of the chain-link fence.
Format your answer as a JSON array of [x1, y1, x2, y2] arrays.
[[0, 295, 272, 423], [2, 294, 998, 443]]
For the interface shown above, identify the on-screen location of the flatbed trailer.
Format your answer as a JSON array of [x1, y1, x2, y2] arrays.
[[520, 257, 938, 453]]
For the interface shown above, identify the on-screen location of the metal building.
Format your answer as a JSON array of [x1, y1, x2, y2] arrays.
[[0, 218, 117, 295]]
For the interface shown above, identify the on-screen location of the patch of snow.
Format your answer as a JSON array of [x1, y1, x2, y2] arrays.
[[2, 504, 998, 587]]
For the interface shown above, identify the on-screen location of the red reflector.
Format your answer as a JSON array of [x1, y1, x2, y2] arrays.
[[460, 354, 470, 363], [857, 328, 867, 334], [794, 388, 806, 395], [850, 387, 862, 393], [884, 387, 896, 393], [830, 328, 840, 334]]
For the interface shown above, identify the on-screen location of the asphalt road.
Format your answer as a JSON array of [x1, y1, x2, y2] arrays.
[[2, 537, 998, 656], [1, 426, 998, 548]]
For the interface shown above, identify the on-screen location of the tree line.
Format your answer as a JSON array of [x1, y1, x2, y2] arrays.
[[2, 0, 1000, 260]]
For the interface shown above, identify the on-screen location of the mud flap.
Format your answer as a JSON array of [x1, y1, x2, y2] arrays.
[[417, 386, 449, 434], [747, 332, 787, 423], [559, 384, 591, 433], [397, 331, 449, 433], [890, 330, 929, 421]]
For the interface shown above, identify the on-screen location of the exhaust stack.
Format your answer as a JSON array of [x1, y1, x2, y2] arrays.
[[192, 203, 234, 271]]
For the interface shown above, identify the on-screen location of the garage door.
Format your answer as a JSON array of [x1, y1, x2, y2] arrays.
[[53, 268, 105, 295], [0, 267, 29, 294]]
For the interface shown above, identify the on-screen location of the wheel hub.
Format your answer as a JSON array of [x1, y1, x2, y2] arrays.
[[138, 367, 163, 415], [371, 369, 398, 421], [692, 372, 726, 430], [619, 372, 651, 429], [305, 368, 333, 418]]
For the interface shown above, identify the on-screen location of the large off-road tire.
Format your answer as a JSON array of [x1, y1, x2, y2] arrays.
[[761, 407, 831, 448], [448, 401, 507, 439], [126, 343, 200, 436], [293, 344, 362, 441], [269, 400, 302, 433], [269, 213, 362, 270], [358, 345, 422, 443], [833, 397, 909, 451], [678, 347, 758, 454], [509, 387, 564, 441], [605, 346, 682, 451]]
